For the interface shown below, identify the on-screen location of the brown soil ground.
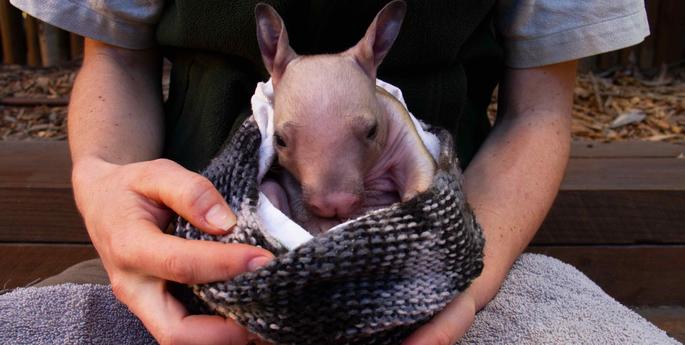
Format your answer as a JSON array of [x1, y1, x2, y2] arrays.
[[2, 63, 684, 143]]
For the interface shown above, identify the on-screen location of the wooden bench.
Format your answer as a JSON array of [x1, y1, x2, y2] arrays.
[[0, 141, 95, 289], [533, 141, 685, 306], [1, 140, 684, 340]]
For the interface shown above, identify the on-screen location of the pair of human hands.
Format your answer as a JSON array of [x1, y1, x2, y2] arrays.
[[73, 156, 475, 345]]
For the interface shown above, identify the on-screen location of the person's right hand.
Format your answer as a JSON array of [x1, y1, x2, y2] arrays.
[[72, 156, 274, 345]]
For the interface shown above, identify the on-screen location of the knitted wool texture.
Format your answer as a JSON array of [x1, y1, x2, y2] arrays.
[[174, 117, 485, 345]]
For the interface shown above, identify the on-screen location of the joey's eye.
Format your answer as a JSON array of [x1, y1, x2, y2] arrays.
[[274, 133, 287, 148], [367, 123, 378, 140]]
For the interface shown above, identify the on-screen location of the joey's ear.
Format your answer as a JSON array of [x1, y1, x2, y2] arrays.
[[255, 3, 298, 85], [346, 0, 406, 79]]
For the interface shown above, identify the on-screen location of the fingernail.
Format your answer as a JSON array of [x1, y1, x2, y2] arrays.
[[248, 256, 272, 272], [205, 204, 235, 231]]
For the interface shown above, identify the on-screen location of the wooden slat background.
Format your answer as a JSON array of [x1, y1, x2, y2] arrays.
[[2, 141, 684, 245], [528, 245, 685, 306], [0, 244, 97, 289]]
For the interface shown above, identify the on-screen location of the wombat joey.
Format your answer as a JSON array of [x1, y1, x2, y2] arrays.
[[256, 1, 436, 234]]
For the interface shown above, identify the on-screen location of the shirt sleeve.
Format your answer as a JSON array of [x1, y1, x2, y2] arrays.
[[496, 0, 650, 68], [10, 0, 164, 49]]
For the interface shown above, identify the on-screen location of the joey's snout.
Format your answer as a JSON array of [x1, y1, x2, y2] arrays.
[[305, 189, 363, 219]]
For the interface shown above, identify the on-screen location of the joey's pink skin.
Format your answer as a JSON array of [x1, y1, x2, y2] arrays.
[[261, 86, 434, 234], [364, 87, 435, 204], [256, 1, 435, 234]]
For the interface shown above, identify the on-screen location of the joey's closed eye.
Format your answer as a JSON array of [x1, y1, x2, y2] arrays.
[[274, 133, 287, 148], [367, 123, 378, 139]]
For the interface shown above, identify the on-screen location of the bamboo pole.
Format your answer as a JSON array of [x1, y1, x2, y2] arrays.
[[0, 0, 27, 64], [24, 14, 41, 66], [653, 0, 685, 66], [69, 33, 84, 60], [38, 20, 69, 66], [639, 0, 660, 70]]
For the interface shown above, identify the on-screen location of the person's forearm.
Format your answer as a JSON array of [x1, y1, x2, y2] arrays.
[[68, 39, 164, 167], [463, 61, 576, 310], [62, 41, 258, 345]]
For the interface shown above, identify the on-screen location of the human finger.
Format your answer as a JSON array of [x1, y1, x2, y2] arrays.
[[113, 220, 273, 284], [119, 276, 250, 345], [131, 158, 236, 234]]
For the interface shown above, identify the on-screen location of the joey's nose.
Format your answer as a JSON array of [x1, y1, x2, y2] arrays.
[[308, 192, 362, 218]]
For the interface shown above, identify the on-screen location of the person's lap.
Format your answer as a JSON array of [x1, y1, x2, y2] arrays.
[[26, 254, 678, 344], [32, 258, 109, 287]]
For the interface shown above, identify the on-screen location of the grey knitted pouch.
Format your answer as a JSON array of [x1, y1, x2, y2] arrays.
[[174, 117, 485, 345]]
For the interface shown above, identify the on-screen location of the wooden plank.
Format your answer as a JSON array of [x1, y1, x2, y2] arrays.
[[527, 245, 685, 306], [561, 157, 685, 191], [0, 141, 87, 243], [0, 244, 97, 289], [0, 0, 27, 64], [5, 187, 679, 245], [1, 142, 684, 245], [535, 190, 685, 244], [571, 141, 685, 158], [633, 306, 685, 343], [6, 143, 684, 189], [555, 142, 685, 246], [0, 187, 88, 243], [0, 141, 71, 189]]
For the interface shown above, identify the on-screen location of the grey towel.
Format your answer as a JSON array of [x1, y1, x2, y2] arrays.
[[0, 254, 679, 345], [0, 283, 154, 344], [458, 254, 681, 345]]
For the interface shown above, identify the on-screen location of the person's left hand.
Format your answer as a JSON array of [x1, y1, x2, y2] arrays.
[[401, 289, 477, 345]]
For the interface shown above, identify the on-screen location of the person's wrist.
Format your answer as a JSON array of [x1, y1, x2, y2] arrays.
[[458, 287, 478, 313], [71, 155, 118, 189], [463, 257, 512, 311], [70, 155, 136, 228]]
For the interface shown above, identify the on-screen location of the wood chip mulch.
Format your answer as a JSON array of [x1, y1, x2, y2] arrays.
[[488, 66, 685, 143], [2, 63, 684, 143], [0, 64, 75, 140]]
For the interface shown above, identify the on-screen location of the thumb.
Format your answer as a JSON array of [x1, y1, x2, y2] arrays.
[[131, 158, 236, 235]]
